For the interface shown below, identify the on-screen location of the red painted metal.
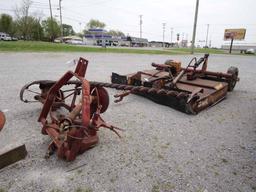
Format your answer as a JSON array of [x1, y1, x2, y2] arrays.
[[20, 57, 122, 161], [0, 111, 5, 132]]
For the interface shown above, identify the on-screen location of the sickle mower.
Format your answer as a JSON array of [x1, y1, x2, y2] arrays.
[[20, 58, 122, 161], [101, 54, 239, 114]]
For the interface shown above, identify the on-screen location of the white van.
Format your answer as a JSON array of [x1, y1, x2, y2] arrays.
[[0, 32, 12, 41]]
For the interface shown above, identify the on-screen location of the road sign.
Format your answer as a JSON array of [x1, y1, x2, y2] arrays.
[[224, 28, 246, 40]]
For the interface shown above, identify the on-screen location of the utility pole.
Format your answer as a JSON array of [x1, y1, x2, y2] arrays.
[[139, 15, 143, 38], [59, 0, 63, 42], [79, 22, 82, 33], [205, 24, 209, 47], [191, 0, 199, 54], [48, 0, 54, 42], [162, 23, 166, 48], [170, 27, 173, 43]]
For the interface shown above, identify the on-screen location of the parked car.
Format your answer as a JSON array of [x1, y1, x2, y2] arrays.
[[245, 48, 255, 54], [54, 38, 61, 43], [11, 37, 18, 41], [0, 33, 12, 41], [0, 33, 6, 40], [65, 39, 84, 45]]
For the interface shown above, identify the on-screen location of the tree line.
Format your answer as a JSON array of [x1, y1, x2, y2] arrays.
[[0, 0, 74, 41], [0, 0, 124, 42], [0, 15, 74, 41]]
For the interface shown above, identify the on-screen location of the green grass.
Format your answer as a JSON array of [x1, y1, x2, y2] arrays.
[[167, 47, 226, 54], [0, 40, 248, 56], [0, 41, 185, 55]]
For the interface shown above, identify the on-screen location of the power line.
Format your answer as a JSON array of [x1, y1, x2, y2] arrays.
[[139, 15, 143, 38], [0, 8, 14, 12], [49, 0, 54, 42], [191, 0, 199, 54], [170, 27, 173, 43], [66, 0, 114, 8], [205, 24, 209, 47], [59, 0, 63, 41], [162, 23, 166, 47], [63, 16, 84, 23]]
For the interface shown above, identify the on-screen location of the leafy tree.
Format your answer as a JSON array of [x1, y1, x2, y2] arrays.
[[31, 19, 43, 40], [16, 16, 38, 40], [107, 30, 125, 36], [15, 0, 33, 39], [63, 24, 75, 36], [0, 14, 13, 34], [42, 17, 61, 41], [76, 32, 84, 38], [86, 19, 106, 29], [9, 21, 18, 37]]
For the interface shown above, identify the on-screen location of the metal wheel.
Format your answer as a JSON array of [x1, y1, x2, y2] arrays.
[[90, 86, 109, 114]]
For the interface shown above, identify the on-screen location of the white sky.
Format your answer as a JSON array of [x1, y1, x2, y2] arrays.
[[0, 0, 255, 47]]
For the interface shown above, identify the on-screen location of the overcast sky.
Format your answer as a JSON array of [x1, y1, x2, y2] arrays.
[[0, 0, 255, 47]]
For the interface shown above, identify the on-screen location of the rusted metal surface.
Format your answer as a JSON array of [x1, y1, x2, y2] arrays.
[[20, 58, 122, 161], [0, 144, 27, 170], [109, 54, 239, 114], [0, 111, 27, 169], [0, 111, 5, 132]]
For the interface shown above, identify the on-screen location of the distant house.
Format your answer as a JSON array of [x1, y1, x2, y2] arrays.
[[149, 41, 181, 48], [84, 29, 148, 47], [84, 28, 124, 46], [127, 36, 148, 47], [149, 41, 172, 48]]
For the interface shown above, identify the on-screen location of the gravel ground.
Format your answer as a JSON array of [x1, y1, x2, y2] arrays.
[[0, 52, 255, 192]]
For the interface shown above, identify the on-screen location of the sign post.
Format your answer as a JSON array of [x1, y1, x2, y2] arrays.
[[229, 36, 234, 54], [224, 28, 246, 54]]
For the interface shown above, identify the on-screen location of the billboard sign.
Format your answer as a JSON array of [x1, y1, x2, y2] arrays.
[[224, 28, 246, 40]]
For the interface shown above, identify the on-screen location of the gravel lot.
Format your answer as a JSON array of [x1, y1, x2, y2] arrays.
[[0, 52, 255, 192]]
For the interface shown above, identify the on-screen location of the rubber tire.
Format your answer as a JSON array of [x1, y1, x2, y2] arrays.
[[227, 66, 239, 91]]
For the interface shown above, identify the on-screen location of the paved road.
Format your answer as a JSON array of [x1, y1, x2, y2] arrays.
[[0, 52, 255, 192]]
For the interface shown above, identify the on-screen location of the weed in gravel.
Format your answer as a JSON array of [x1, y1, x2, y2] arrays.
[[161, 143, 170, 149], [147, 173, 153, 179], [177, 167, 182, 173], [221, 158, 228, 163], [214, 171, 219, 176], [196, 188, 207, 192], [151, 185, 160, 192], [77, 169, 82, 174], [110, 174, 119, 183], [0, 188, 6, 192], [152, 182, 175, 192], [153, 136, 158, 142], [75, 187, 93, 192], [50, 189, 62, 192], [157, 153, 164, 160]]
